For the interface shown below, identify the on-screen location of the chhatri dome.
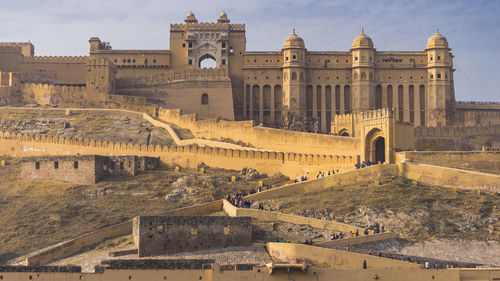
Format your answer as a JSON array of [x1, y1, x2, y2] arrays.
[[218, 11, 230, 23], [426, 29, 449, 49], [283, 29, 305, 49], [352, 28, 374, 48], [185, 11, 198, 23]]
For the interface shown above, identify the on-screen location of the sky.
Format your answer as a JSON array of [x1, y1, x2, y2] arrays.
[[1, 0, 499, 101]]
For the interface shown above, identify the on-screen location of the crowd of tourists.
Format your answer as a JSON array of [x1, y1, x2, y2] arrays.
[[354, 161, 385, 169], [294, 169, 340, 183]]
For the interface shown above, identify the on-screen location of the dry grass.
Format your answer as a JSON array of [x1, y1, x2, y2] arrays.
[[269, 177, 499, 242], [0, 109, 183, 146], [0, 156, 289, 264]]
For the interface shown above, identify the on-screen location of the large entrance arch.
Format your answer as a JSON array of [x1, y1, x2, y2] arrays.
[[365, 128, 386, 163], [199, 54, 216, 68]]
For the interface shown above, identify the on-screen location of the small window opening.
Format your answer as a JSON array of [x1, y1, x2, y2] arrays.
[[74, 161, 78, 169], [437, 56, 441, 60], [437, 73, 441, 79], [120, 162, 124, 170], [430, 74, 434, 79], [222, 59, 226, 65], [182, 43, 186, 48], [355, 57, 358, 61], [201, 93, 209, 105], [191, 227, 198, 235], [188, 59, 193, 65], [127, 59, 131, 63], [188, 42, 192, 48], [221, 42, 226, 48], [292, 55, 296, 60], [54, 161, 59, 169], [35, 162, 40, 169], [430, 56, 433, 61], [224, 225, 230, 235]]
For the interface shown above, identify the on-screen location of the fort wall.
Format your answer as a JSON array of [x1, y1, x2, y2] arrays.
[[133, 216, 252, 257], [397, 151, 500, 173], [116, 68, 235, 120], [21, 155, 98, 184], [242, 164, 400, 202], [223, 200, 362, 233], [266, 242, 421, 269], [414, 124, 500, 151], [158, 109, 361, 156], [18, 83, 157, 115], [315, 232, 397, 247], [25, 221, 131, 266], [0, 131, 357, 178], [398, 162, 500, 192], [3, 265, 498, 281]]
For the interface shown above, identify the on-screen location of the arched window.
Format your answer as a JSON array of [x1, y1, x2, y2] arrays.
[[291, 72, 297, 80], [361, 72, 367, 80], [201, 93, 209, 105]]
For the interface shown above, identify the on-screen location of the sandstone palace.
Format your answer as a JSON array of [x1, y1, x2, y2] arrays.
[[0, 12, 499, 163]]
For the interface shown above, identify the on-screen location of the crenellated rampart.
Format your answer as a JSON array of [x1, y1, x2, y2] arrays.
[[414, 124, 500, 137], [159, 109, 361, 156], [414, 124, 500, 151], [170, 22, 245, 32], [22, 56, 88, 63], [115, 67, 230, 88], [0, 130, 357, 178], [0, 46, 22, 53]]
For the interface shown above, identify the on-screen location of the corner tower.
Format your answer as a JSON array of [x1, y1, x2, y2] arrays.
[[282, 30, 307, 120], [350, 30, 375, 112], [425, 30, 455, 126]]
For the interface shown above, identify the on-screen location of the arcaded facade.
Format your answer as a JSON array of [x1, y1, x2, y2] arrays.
[[0, 12, 498, 133]]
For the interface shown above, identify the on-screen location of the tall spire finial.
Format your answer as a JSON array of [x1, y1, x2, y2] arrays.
[[292, 28, 296, 34], [361, 26, 365, 34], [437, 27, 440, 33]]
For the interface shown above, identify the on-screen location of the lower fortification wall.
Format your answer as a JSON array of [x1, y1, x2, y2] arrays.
[[223, 200, 361, 233], [397, 151, 500, 173], [3, 265, 496, 281], [242, 164, 400, 202], [158, 109, 361, 156], [17, 83, 157, 116], [266, 242, 421, 269], [25, 221, 131, 266], [0, 131, 357, 178], [414, 125, 500, 151], [315, 232, 397, 247], [398, 162, 500, 192]]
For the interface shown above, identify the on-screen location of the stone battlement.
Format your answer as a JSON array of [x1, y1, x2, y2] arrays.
[[22, 82, 86, 93], [332, 108, 393, 125], [0, 46, 23, 53], [99, 259, 215, 270], [116, 67, 230, 88], [22, 56, 88, 63], [170, 22, 245, 32], [414, 124, 500, 137]]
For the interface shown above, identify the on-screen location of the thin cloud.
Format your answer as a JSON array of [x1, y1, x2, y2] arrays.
[[0, 0, 498, 101]]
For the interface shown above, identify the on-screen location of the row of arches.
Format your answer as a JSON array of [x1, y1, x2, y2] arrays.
[[305, 85, 352, 132], [243, 83, 428, 131], [243, 84, 282, 125], [374, 84, 426, 126]]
